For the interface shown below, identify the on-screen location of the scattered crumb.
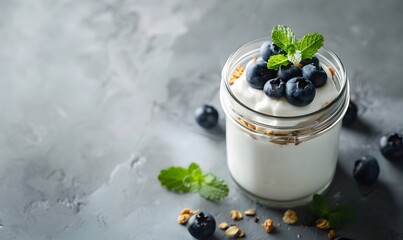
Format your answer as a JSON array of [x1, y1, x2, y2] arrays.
[[230, 210, 243, 220], [328, 229, 336, 240], [262, 219, 274, 233], [297, 233, 302, 238], [282, 209, 298, 224], [177, 208, 199, 225], [315, 218, 331, 229], [252, 56, 258, 62], [244, 209, 256, 216], [254, 217, 260, 223], [180, 208, 199, 215], [225, 225, 241, 237], [218, 222, 229, 230], [177, 214, 191, 225]]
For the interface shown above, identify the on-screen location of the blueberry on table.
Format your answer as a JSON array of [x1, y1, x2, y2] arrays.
[[342, 100, 358, 126], [353, 155, 380, 185], [195, 105, 219, 129], [260, 41, 285, 61], [263, 77, 285, 99], [379, 132, 403, 161], [285, 77, 316, 106], [187, 212, 216, 240], [246, 59, 277, 89], [278, 64, 302, 82], [302, 63, 328, 87], [300, 55, 319, 67]]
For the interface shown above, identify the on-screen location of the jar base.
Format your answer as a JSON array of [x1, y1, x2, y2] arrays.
[[231, 174, 334, 209]]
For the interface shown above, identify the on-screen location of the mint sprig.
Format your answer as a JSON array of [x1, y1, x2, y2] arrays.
[[267, 54, 290, 70], [158, 162, 229, 201], [298, 33, 324, 60], [271, 25, 297, 52], [268, 25, 324, 70], [309, 194, 356, 230]]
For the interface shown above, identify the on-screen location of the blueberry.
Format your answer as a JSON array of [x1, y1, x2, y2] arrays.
[[285, 77, 316, 106], [353, 155, 380, 185], [246, 59, 277, 89], [379, 132, 403, 161], [300, 55, 319, 67], [195, 105, 219, 129], [342, 100, 358, 126], [263, 77, 285, 99], [278, 64, 302, 82], [187, 212, 216, 240], [302, 63, 328, 87], [260, 41, 285, 61]]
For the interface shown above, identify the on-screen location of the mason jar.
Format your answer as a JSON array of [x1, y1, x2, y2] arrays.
[[220, 39, 349, 208]]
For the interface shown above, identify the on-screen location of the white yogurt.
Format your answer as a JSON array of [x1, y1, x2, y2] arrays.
[[230, 61, 338, 116], [225, 61, 342, 205], [226, 118, 341, 201]]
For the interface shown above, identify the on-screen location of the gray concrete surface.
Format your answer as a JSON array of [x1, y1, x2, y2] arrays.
[[1, 0, 403, 239]]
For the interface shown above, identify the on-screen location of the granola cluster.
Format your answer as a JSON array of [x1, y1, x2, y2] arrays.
[[177, 208, 199, 225], [229, 65, 245, 85]]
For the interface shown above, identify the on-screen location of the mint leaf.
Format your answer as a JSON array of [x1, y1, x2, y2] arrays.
[[158, 166, 191, 193], [158, 163, 229, 201], [271, 25, 297, 53], [309, 194, 330, 217], [185, 162, 204, 192], [328, 205, 356, 229], [188, 163, 203, 182], [199, 173, 229, 201], [267, 54, 290, 70], [287, 50, 302, 65], [328, 213, 343, 230], [267, 26, 324, 66], [309, 194, 356, 230], [285, 44, 297, 55], [188, 162, 201, 173], [297, 32, 324, 59]]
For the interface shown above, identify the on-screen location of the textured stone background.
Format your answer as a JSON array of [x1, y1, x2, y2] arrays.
[[1, 0, 403, 239]]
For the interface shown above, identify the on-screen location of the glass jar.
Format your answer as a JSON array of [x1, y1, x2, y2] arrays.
[[220, 39, 349, 208]]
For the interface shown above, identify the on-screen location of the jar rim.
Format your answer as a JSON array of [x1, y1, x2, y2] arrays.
[[221, 38, 348, 120]]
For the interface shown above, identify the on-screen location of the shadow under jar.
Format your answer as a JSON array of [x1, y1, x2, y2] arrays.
[[220, 39, 349, 208]]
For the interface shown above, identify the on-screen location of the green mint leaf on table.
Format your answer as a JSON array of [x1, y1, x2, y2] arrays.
[[184, 162, 204, 192], [158, 166, 191, 192], [309, 194, 356, 230], [271, 25, 297, 52], [309, 193, 330, 217], [298, 32, 324, 59], [267, 54, 290, 70], [188, 162, 201, 173], [158, 162, 229, 201], [328, 205, 356, 230], [199, 173, 229, 201]]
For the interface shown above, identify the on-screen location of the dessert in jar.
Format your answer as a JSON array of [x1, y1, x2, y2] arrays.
[[220, 26, 350, 207]]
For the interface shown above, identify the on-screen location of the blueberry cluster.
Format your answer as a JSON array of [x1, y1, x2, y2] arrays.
[[342, 101, 402, 184], [246, 41, 328, 106]]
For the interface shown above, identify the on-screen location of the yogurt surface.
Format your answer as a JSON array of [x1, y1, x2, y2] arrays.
[[230, 61, 339, 116]]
